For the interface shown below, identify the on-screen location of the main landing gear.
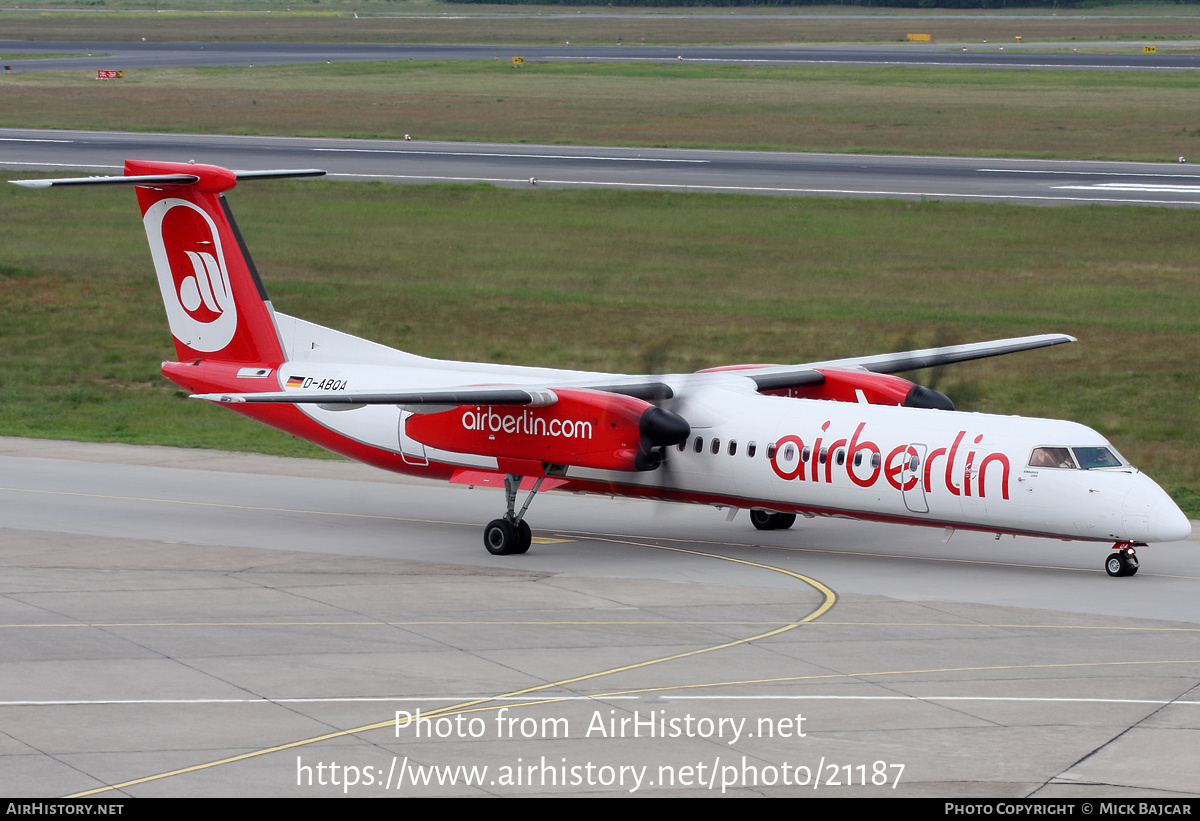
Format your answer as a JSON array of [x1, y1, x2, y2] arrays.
[[1105, 542, 1141, 577], [750, 510, 797, 531], [483, 474, 543, 556]]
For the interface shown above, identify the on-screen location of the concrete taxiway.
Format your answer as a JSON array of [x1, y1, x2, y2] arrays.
[[5, 128, 1200, 208], [1, 437, 1197, 797]]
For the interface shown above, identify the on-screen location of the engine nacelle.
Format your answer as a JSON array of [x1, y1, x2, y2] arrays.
[[763, 369, 954, 410], [406, 388, 672, 472]]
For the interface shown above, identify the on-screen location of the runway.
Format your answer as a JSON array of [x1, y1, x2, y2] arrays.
[[5, 127, 1200, 208], [3, 39, 1199, 73], [1, 437, 1197, 797]]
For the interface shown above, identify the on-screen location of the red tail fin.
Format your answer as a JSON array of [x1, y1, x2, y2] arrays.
[[128, 160, 286, 364]]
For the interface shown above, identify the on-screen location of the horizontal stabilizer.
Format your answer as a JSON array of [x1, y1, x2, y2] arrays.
[[10, 169, 325, 188]]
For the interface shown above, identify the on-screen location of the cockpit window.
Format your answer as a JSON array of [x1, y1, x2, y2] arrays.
[[1072, 447, 1123, 469], [1028, 447, 1076, 469]]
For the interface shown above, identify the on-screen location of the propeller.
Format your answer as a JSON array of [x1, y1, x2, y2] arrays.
[[634, 406, 690, 471], [632, 339, 691, 482]]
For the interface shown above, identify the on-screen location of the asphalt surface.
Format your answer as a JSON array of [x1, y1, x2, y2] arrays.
[[2, 39, 1199, 72], [4, 127, 1200, 208], [1, 437, 1198, 797]]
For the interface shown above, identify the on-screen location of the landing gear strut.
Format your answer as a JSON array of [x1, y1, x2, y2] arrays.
[[750, 510, 797, 531], [484, 474, 542, 556], [1105, 542, 1140, 577]]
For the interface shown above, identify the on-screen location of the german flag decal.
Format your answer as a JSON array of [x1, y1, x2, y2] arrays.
[[286, 375, 305, 388]]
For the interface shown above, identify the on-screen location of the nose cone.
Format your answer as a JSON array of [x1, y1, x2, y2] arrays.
[[1124, 475, 1192, 543], [1150, 497, 1192, 543]]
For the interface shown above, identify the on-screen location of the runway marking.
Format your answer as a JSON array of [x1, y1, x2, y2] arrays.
[[667, 695, 1200, 705], [4, 619, 1196, 632], [11, 693, 1200, 708], [0, 138, 74, 143], [978, 168, 1200, 179], [323, 172, 1200, 205], [584, 659, 1200, 701], [584, 535, 838, 621], [1, 695, 640, 707], [1055, 183, 1200, 193], [0, 162, 118, 169], [313, 148, 708, 163], [65, 542, 830, 797]]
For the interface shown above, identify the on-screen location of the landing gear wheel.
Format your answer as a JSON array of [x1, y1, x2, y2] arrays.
[[484, 518, 518, 555], [1105, 549, 1139, 577], [750, 510, 776, 531], [512, 520, 532, 555], [751, 511, 796, 531]]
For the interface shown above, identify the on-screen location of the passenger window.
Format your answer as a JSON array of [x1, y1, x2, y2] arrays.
[[853, 452, 862, 467], [728, 440, 737, 456], [766, 443, 777, 460], [819, 448, 828, 465], [908, 455, 919, 472], [783, 443, 796, 461], [747, 442, 757, 458], [694, 436, 704, 454], [1028, 447, 1076, 469], [711, 438, 721, 455], [835, 449, 846, 466], [802, 446, 810, 463], [677, 441, 687, 452], [872, 453, 881, 469]]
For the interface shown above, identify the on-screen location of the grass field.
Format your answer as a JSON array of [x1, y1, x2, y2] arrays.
[[3, 61, 1200, 160], [3, 176, 1198, 512], [4, 2, 1200, 45]]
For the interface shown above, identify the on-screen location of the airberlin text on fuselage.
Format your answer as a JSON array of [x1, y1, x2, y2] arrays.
[[462, 407, 594, 440], [770, 421, 1011, 501]]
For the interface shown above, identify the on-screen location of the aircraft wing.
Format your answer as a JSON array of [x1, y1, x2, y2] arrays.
[[194, 380, 675, 407], [733, 333, 1076, 392], [195, 387, 560, 407], [194, 335, 1072, 407]]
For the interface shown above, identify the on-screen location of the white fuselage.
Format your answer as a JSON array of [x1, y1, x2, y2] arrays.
[[272, 314, 1190, 546]]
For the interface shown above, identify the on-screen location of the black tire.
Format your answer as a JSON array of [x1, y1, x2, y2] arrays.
[[750, 510, 776, 531], [1105, 552, 1132, 577], [484, 519, 517, 555], [512, 520, 532, 555], [774, 513, 797, 530]]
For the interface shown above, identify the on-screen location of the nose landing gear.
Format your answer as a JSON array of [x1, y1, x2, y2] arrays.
[[1105, 542, 1141, 577]]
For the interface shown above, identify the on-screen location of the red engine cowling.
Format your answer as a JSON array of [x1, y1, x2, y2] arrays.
[[406, 388, 656, 472], [764, 369, 954, 410]]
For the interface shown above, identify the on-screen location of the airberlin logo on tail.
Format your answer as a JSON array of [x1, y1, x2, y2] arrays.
[[143, 197, 238, 353]]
